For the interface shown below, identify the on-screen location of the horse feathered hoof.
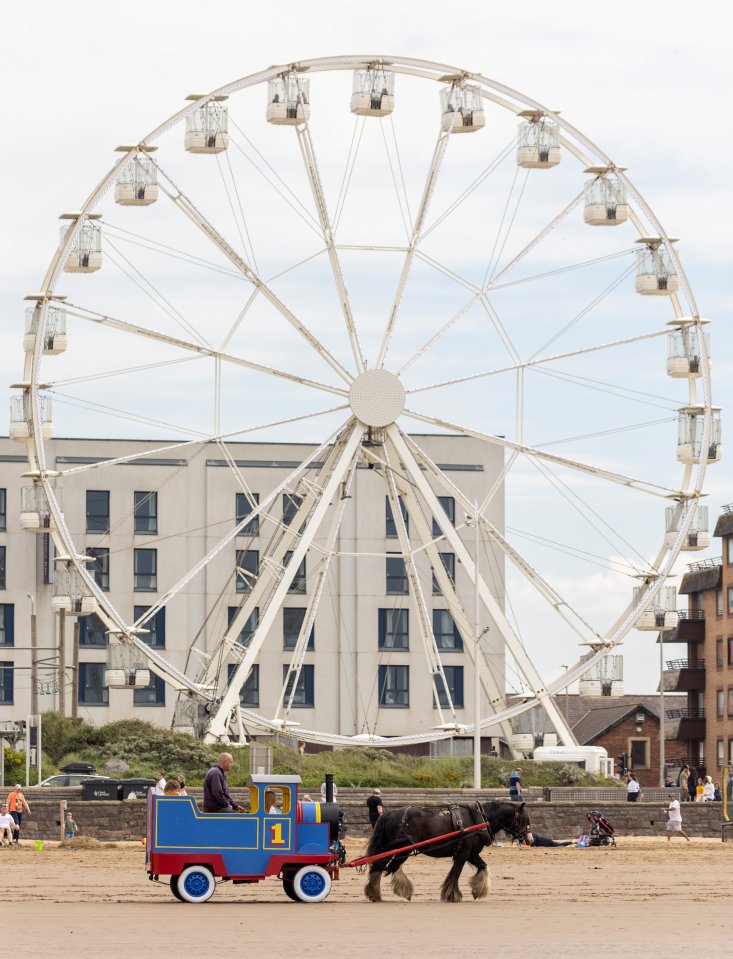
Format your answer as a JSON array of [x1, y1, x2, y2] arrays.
[[364, 873, 383, 902], [470, 868, 490, 899]]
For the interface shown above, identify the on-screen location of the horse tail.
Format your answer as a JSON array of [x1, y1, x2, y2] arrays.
[[366, 811, 388, 858]]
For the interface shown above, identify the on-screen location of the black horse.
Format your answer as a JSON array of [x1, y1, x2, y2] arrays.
[[364, 800, 530, 903]]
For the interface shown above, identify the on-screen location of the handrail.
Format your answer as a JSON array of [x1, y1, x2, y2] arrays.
[[665, 659, 705, 670], [666, 708, 706, 719]]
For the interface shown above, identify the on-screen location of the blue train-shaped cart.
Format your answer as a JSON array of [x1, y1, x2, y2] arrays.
[[146, 774, 343, 903]]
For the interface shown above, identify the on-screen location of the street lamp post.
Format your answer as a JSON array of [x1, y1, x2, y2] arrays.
[[659, 631, 665, 787], [472, 501, 481, 790]]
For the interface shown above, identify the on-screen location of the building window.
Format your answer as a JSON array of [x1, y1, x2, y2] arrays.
[[236, 549, 259, 593], [378, 609, 408, 649], [134, 491, 158, 534], [432, 553, 455, 596], [283, 493, 303, 528], [283, 551, 306, 594], [134, 673, 165, 706], [728, 688, 733, 718], [629, 739, 648, 769], [432, 496, 455, 537], [433, 610, 463, 650], [728, 537, 733, 565], [86, 490, 110, 533], [0, 605, 14, 647], [228, 606, 259, 646], [378, 664, 409, 707], [134, 606, 166, 648], [718, 739, 725, 768], [0, 661, 13, 704], [0, 488, 6, 531], [729, 739, 733, 767], [78, 663, 108, 705], [728, 587, 733, 615], [386, 555, 408, 594], [133, 549, 157, 592], [227, 663, 259, 707], [435, 665, 464, 708], [283, 664, 314, 707], [283, 608, 314, 650], [79, 613, 107, 648], [87, 548, 109, 591], [717, 689, 725, 719], [0, 546, 5, 590], [728, 638, 733, 667], [386, 497, 408, 538], [717, 638, 724, 668], [718, 590, 725, 617], [235, 492, 259, 535]]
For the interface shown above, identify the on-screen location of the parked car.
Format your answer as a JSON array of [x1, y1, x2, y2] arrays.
[[39, 774, 111, 787]]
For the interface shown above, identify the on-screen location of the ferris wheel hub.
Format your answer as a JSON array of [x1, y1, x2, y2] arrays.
[[349, 369, 405, 427]]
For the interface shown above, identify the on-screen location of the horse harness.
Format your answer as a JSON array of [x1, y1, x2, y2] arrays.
[[391, 802, 493, 862]]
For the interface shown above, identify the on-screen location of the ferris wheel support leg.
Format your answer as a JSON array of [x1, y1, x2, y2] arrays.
[[382, 431, 516, 747], [204, 422, 364, 743], [381, 440, 456, 725], [388, 427, 578, 748]]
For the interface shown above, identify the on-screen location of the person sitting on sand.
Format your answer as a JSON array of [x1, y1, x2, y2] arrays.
[[0, 804, 19, 845]]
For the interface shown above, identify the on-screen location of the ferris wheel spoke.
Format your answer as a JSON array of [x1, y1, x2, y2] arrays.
[[295, 119, 365, 372], [401, 431, 604, 646], [63, 302, 347, 399], [135, 422, 355, 649], [53, 403, 348, 479], [205, 421, 364, 742], [405, 326, 670, 396], [375, 129, 453, 370], [402, 407, 678, 498], [485, 191, 585, 287], [154, 165, 353, 385], [387, 426, 577, 744]]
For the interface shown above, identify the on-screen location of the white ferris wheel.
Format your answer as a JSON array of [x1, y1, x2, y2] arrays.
[[16, 55, 717, 749]]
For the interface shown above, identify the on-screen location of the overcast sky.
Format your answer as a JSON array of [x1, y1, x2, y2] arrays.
[[3, 1, 731, 696]]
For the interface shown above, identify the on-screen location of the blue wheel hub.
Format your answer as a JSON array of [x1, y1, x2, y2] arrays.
[[183, 871, 210, 898], [301, 871, 326, 896]]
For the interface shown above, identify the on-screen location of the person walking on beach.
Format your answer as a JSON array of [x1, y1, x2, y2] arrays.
[[626, 773, 641, 802], [366, 788, 384, 829], [6, 785, 30, 844], [678, 765, 690, 801], [663, 795, 690, 842], [509, 767, 523, 801]]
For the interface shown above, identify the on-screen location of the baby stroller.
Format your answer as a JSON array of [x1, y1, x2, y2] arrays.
[[585, 810, 615, 847]]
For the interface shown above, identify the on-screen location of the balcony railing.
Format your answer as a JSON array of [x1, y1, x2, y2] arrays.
[[665, 659, 705, 670], [666, 708, 706, 720], [676, 609, 705, 621], [686, 556, 722, 571], [722, 503, 733, 515]]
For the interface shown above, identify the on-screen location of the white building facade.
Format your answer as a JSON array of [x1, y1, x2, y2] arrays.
[[0, 433, 505, 746]]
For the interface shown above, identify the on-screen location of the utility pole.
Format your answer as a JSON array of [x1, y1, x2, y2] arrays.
[[27, 593, 38, 717], [659, 631, 665, 787], [71, 619, 79, 718], [472, 501, 481, 790], [58, 609, 66, 716]]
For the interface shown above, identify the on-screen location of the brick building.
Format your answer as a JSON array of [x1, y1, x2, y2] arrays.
[[670, 503, 733, 775], [556, 693, 687, 787]]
